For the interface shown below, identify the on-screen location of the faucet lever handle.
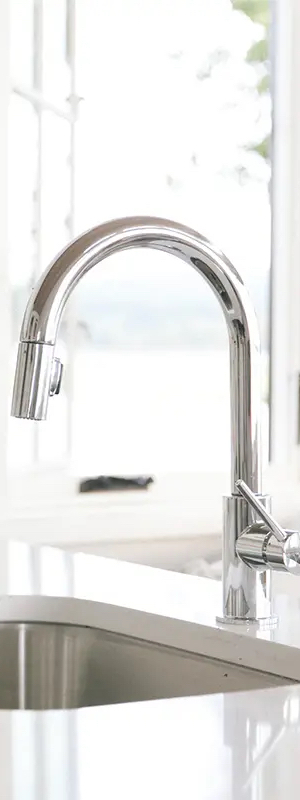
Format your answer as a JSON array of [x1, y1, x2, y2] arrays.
[[235, 479, 287, 543]]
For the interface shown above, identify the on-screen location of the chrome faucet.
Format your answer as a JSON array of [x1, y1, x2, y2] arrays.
[[11, 217, 300, 624]]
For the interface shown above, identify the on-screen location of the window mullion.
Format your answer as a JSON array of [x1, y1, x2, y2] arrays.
[[31, 0, 78, 465], [32, 0, 43, 464], [63, 0, 78, 459], [270, 0, 300, 475], [0, 0, 11, 499]]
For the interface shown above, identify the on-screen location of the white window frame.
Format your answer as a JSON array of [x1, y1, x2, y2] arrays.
[[0, 0, 10, 501], [0, 0, 300, 547], [270, 0, 300, 476]]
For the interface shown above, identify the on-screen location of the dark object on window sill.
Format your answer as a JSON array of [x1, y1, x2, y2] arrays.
[[78, 475, 155, 493]]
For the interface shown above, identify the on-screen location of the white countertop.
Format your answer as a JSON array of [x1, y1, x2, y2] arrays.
[[0, 540, 300, 797], [0, 683, 298, 798], [0, 539, 299, 681]]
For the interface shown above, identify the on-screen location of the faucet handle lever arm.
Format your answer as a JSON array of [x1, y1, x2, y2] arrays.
[[236, 479, 300, 576], [235, 479, 287, 543]]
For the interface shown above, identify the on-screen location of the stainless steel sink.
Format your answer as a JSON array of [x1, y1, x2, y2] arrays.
[[0, 622, 290, 709]]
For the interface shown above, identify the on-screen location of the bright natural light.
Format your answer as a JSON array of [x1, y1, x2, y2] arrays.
[[8, 0, 271, 485]]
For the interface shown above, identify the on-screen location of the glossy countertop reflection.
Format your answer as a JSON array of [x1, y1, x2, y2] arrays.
[[0, 540, 299, 797], [0, 540, 300, 681], [0, 684, 298, 799]]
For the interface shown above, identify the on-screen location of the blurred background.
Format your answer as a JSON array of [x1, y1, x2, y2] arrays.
[[1, 0, 298, 574]]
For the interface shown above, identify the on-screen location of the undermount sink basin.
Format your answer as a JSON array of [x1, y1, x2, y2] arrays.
[[0, 622, 290, 709]]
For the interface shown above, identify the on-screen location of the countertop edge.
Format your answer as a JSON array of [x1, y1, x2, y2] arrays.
[[0, 594, 299, 682]]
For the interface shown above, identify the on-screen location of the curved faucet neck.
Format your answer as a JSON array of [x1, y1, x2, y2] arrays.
[[12, 216, 261, 493]]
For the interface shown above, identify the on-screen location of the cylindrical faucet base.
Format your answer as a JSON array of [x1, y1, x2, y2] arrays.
[[217, 494, 277, 625]]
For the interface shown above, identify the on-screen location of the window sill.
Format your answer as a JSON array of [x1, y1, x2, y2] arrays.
[[2, 466, 300, 549], [3, 471, 225, 546]]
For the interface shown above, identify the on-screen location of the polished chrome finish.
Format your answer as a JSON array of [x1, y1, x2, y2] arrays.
[[49, 356, 63, 396], [11, 341, 56, 420], [234, 479, 300, 588], [236, 525, 300, 575], [218, 494, 275, 624], [0, 621, 286, 710], [11, 216, 261, 494], [236, 478, 287, 543], [265, 530, 300, 574], [11, 346, 63, 419], [236, 522, 269, 570], [12, 215, 298, 624]]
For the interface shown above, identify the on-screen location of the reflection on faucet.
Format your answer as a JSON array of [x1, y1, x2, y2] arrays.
[[10, 217, 300, 624]]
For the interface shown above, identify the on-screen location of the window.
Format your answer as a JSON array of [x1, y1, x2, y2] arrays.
[[0, 0, 298, 539], [72, 0, 271, 485]]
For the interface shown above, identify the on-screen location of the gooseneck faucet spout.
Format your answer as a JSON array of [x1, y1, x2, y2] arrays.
[[11, 217, 300, 624], [11, 217, 261, 492]]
